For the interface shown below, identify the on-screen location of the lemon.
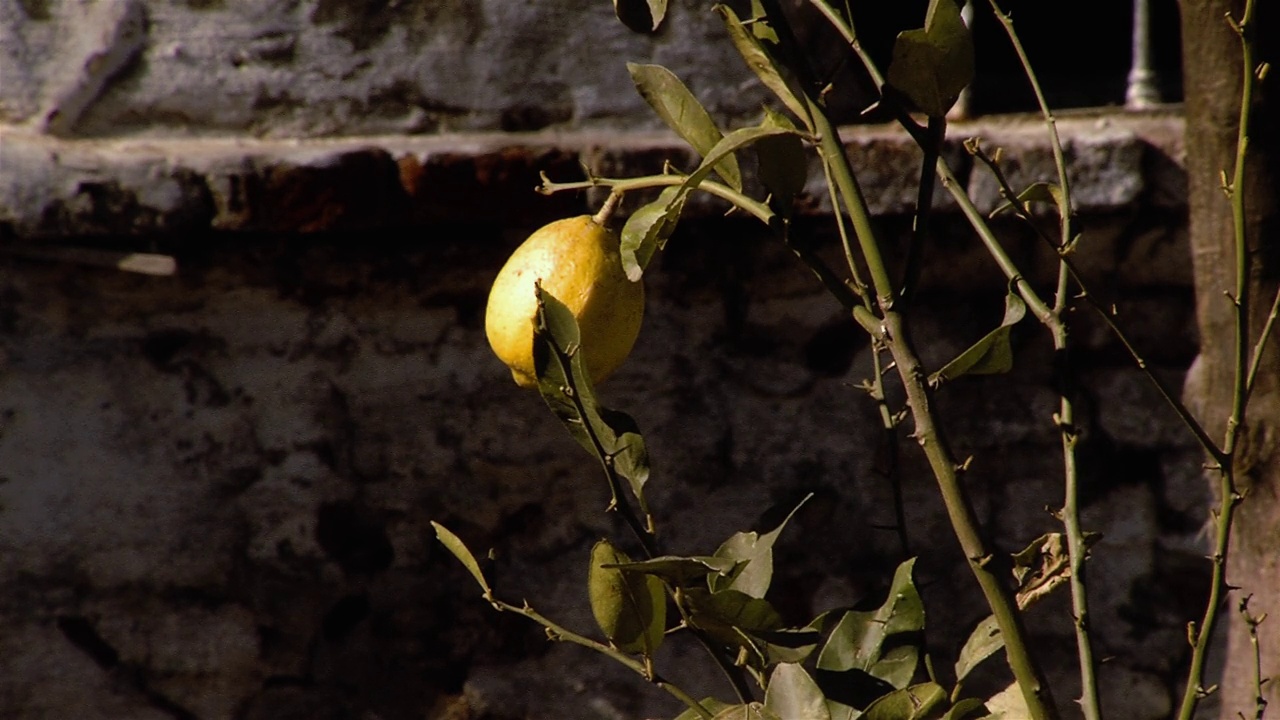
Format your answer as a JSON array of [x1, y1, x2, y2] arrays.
[[485, 214, 645, 388]]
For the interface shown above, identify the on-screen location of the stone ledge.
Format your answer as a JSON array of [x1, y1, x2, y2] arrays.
[[0, 112, 1185, 241]]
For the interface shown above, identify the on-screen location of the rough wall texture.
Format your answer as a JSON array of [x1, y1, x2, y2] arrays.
[[0, 1, 1214, 719]]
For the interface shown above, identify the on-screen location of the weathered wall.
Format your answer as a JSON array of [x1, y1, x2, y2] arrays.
[[0, 1, 1215, 719]]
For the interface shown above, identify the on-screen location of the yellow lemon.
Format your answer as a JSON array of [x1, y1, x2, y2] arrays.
[[485, 215, 645, 388]]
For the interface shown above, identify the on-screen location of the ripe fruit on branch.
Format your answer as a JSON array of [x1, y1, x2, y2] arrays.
[[485, 209, 644, 388]]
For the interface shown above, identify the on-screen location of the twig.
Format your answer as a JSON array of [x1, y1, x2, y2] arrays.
[[1177, 1, 1261, 717], [492, 599, 714, 719]]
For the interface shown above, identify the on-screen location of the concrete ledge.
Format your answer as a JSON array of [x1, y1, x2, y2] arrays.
[[0, 112, 1185, 241]]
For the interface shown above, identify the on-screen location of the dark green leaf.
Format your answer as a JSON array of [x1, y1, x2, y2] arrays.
[[687, 588, 784, 634], [431, 522, 490, 596], [929, 291, 1027, 385], [715, 4, 810, 126], [533, 286, 653, 521], [764, 664, 831, 720], [614, 0, 668, 33], [711, 492, 811, 598], [989, 181, 1065, 219], [954, 614, 1002, 684], [628, 63, 742, 191], [620, 186, 686, 281], [817, 559, 923, 689], [755, 106, 809, 212], [606, 555, 739, 584], [589, 539, 666, 656], [885, 0, 974, 116], [674, 698, 736, 720], [861, 683, 947, 720], [753, 626, 824, 665]]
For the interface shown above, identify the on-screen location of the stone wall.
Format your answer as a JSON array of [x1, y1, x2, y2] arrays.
[[0, 2, 1210, 719]]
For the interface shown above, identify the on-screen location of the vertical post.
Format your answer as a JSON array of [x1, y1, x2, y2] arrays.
[[1126, 0, 1160, 109]]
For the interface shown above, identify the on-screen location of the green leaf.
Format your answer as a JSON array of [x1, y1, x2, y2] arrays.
[[621, 186, 687, 281], [715, 4, 810, 127], [533, 286, 653, 521], [861, 683, 948, 720], [711, 493, 812, 598], [589, 539, 667, 656], [817, 559, 924, 689], [628, 63, 742, 191], [885, 0, 974, 117], [989, 182, 1065, 219], [764, 664, 832, 720], [983, 682, 1031, 718], [621, 120, 798, 281], [674, 698, 736, 720], [711, 703, 782, 720], [431, 522, 491, 596], [687, 588, 784, 634], [755, 106, 809, 213], [606, 555, 740, 584], [954, 615, 1002, 684], [753, 626, 824, 666], [940, 698, 990, 720], [929, 291, 1027, 385], [614, 0, 668, 33]]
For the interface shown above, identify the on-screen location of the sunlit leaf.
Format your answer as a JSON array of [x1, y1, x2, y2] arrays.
[[711, 493, 812, 598], [614, 0, 668, 33], [431, 522, 491, 596], [533, 286, 653, 521], [628, 63, 742, 190], [954, 614, 1002, 684], [861, 683, 948, 720], [711, 703, 782, 720], [589, 539, 667, 655], [929, 291, 1027, 385], [764, 664, 832, 720], [674, 698, 736, 720], [621, 186, 687, 281], [941, 697, 991, 720], [885, 0, 974, 117], [989, 181, 1065, 219], [715, 4, 810, 126]]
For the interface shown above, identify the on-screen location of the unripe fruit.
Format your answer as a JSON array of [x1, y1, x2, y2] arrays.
[[485, 215, 645, 388]]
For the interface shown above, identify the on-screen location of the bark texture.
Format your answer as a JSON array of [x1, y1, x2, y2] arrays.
[[1180, 0, 1280, 715]]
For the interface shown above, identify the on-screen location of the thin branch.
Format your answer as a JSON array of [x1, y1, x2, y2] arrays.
[[493, 599, 714, 719]]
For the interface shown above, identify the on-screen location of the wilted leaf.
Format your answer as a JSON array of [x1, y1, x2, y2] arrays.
[[533, 287, 653, 521], [989, 182, 1065, 219], [606, 554, 740, 585], [628, 63, 742, 190], [885, 0, 974, 116], [710, 493, 812, 598], [1011, 531, 1097, 610], [861, 683, 948, 720], [614, 0, 668, 33], [954, 614, 1002, 684], [764, 664, 831, 720], [716, 4, 810, 126], [929, 291, 1027, 385], [589, 539, 667, 655], [431, 522, 491, 596]]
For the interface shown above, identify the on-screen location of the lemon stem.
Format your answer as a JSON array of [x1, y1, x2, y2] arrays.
[[593, 190, 624, 226]]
